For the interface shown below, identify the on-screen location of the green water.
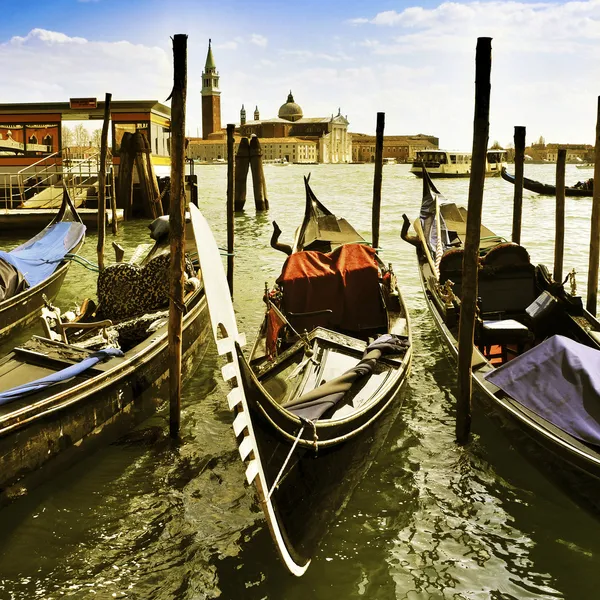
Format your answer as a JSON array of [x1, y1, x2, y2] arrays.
[[0, 164, 598, 599]]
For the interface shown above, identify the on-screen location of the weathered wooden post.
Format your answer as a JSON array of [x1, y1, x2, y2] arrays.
[[227, 123, 235, 295], [118, 132, 135, 220], [554, 148, 567, 282], [587, 96, 600, 315], [97, 92, 111, 272], [168, 33, 187, 439], [372, 112, 384, 249], [133, 131, 163, 219], [249, 135, 268, 211], [234, 137, 250, 211], [456, 37, 492, 445], [110, 165, 118, 235], [512, 125, 526, 244]]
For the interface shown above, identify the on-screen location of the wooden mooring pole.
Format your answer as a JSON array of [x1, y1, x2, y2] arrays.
[[227, 123, 235, 295], [456, 37, 492, 445], [97, 92, 111, 271], [587, 96, 600, 315], [512, 126, 525, 244], [554, 148, 566, 283], [372, 112, 384, 250], [249, 135, 268, 211], [118, 132, 135, 220], [168, 33, 187, 439], [234, 137, 250, 211]]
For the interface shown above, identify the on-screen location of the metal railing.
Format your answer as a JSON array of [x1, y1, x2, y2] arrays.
[[0, 148, 114, 212]]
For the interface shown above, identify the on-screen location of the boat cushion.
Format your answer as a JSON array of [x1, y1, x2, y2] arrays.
[[277, 244, 386, 333], [485, 335, 600, 447]]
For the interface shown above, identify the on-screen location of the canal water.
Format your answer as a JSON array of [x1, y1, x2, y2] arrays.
[[0, 164, 599, 599]]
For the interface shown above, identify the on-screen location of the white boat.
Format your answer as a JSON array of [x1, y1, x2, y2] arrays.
[[410, 149, 507, 178], [264, 158, 290, 166]]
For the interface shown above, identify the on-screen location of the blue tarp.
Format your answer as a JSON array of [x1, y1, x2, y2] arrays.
[[0, 347, 123, 406], [484, 335, 600, 447], [0, 221, 85, 288]]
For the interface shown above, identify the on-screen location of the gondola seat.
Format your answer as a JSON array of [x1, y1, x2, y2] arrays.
[[478, 243, 536, 316], [477, 318, 534, 363], [439, 248, 464, 297]]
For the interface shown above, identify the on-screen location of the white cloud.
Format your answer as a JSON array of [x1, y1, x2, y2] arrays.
[[11, 28, 87, 45], [250, 34, 268, 47], [0, 29, 171, 104]]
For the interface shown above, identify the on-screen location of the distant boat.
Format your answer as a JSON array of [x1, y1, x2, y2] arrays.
[[264, 158, 290, 166], [410, 149, 507, 178], [501, 167, 593, 197], [577, 164, 594, 170]]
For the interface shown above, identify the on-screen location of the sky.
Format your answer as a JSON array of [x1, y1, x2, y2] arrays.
[[0, 0, 599, 149]]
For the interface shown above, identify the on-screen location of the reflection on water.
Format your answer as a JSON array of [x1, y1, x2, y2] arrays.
[[0, 164, 599, 599]]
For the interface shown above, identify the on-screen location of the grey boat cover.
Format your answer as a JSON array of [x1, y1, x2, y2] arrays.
[[0, 258, 28, 301], [485, 335, 600, 447], [282, 333, 410, 422]]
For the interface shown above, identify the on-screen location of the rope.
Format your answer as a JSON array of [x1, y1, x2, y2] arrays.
[[267, 425, 305, 500], [64, 253, 100, 272]]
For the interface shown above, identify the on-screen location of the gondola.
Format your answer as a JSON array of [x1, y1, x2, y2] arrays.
[[191, 178, 412, 575], [0, 215, 210, 503], [0, 189, 86, 340], [402, 168, 600, 506], [501, 166, 593, 197]]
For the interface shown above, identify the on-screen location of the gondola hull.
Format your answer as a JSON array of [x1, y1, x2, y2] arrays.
[[0, 240, 83, 340], [418, 258, 600, 490], [501, 167, 593, 197], [0, 285, 210, 504], [243, 372, 408, 570], [404, 168, 600, 501], [190, 195, 413, 575], [0, 190, 85, 341]]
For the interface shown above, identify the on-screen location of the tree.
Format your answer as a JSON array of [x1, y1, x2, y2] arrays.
[[61, 125, 74, 148], [91, 128, 102, 149], [73, 123, 90, 147], [490, 140, 503, 149]]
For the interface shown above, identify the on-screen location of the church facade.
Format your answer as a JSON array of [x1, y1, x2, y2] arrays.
[[238, 92, 352, 163]]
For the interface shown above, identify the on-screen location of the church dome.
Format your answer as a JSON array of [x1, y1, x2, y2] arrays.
[[278, 91, 303, 122]]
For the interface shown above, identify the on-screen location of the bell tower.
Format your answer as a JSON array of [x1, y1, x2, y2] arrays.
[[201, 39, 221, 140]]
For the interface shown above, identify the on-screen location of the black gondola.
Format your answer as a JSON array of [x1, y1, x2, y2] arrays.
[[402, 169, 600, 507], [0, 189, 85, 340], [192, 178, 412, 576], [0, 215, 210, 503], [501, 166, 593, 197]]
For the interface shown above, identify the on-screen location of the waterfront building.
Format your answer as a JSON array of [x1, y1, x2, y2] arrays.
[[186, 135, 318, 164], [351, 133, 439, 163]]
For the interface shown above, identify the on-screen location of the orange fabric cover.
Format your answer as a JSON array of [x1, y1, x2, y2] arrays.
[[277, 244, 386, 333]]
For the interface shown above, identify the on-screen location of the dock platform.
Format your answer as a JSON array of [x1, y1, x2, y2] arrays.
[[0, 209, 124, 232]]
